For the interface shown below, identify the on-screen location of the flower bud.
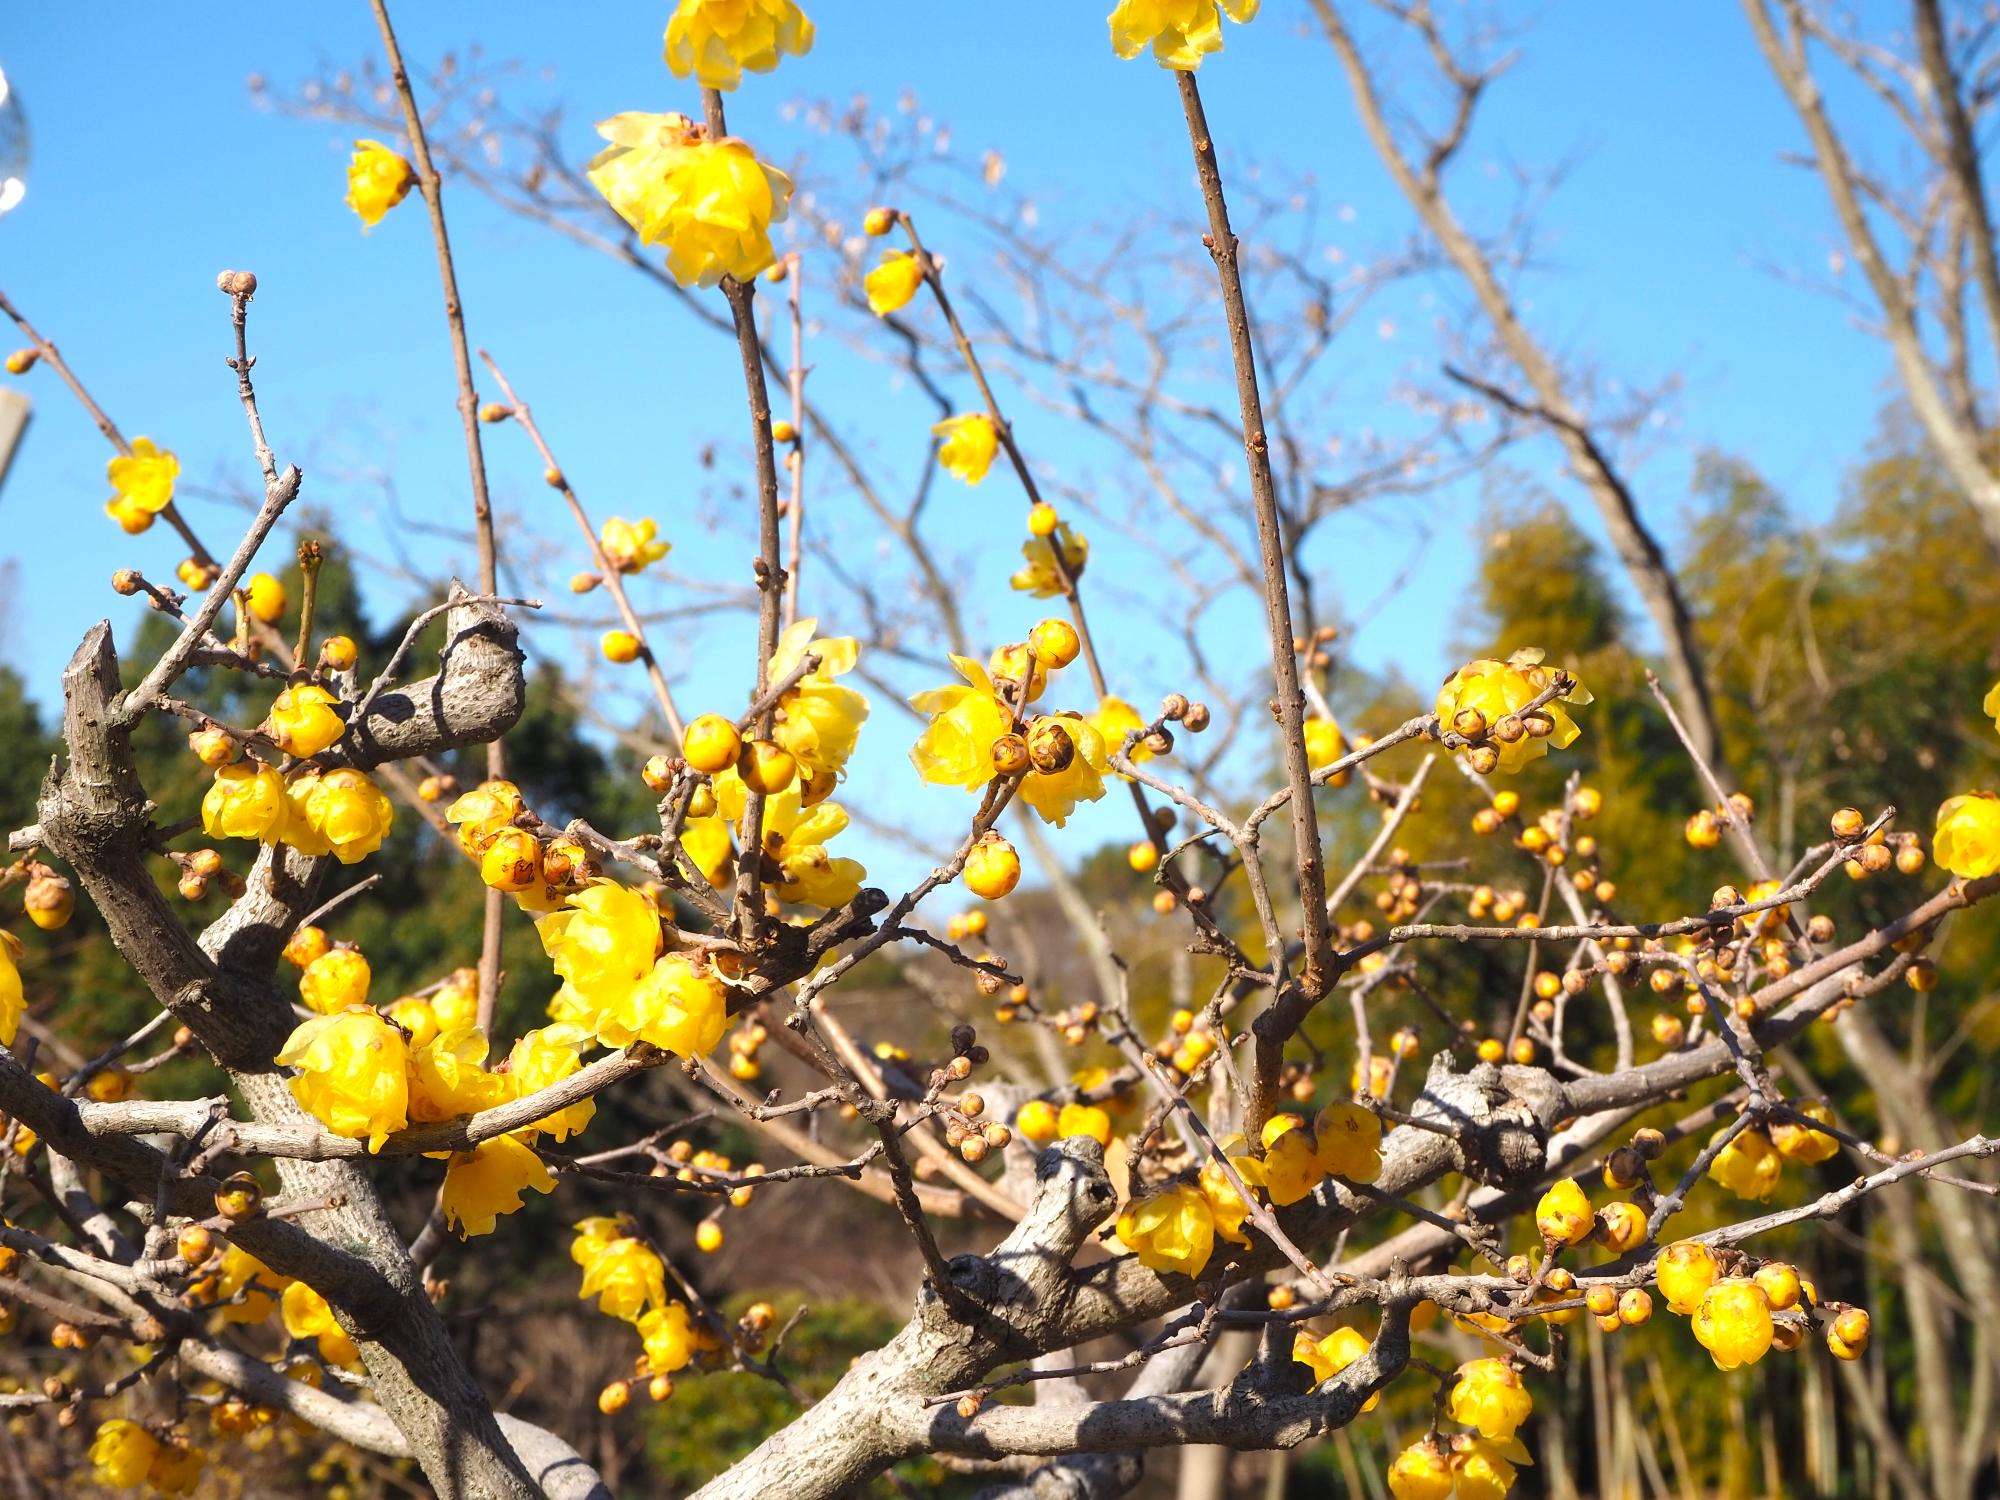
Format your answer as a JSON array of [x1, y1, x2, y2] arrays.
[[4, 348, 39, 375], [738, 739, 797, 795], [990, 734, 1030, 777], [1182, 702, 1211, 733], [478, 402, 512, 423], [1026, 719, 1075, 774], [863, 206, 897, 236]]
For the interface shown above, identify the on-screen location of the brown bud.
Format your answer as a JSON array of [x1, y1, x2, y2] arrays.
[[1467, 745, 1500, 775], [1182, 702, 1211, 732], [112, 569, 143, 595], [1160, 693, 1190, 721], [1027, 718, 1076, 774], [990, 734, 1030, 777]]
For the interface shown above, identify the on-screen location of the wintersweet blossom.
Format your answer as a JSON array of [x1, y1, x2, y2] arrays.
[[541, 881, 663, 1012], [1108, 0, 1259, 70], [281, 1280, 360, 1368], [1012, 523, 1088, 597], [89, 1421, 159, 1489], [1088, 696, 1151, 770], [407, 1028, 514, 1123], [1770, 1101, 1840, 1164], [1293, 1325, 1378, 1408], [663, 0, 814, 90], [599, 516, 671, 574], [585, 951, 728, 1058], [909, 657, 1013, 789], [638, 1301, 697, 1375], [1386, 1441, 1454, 1500], [1314, 1101, 1383, 1183], [277, 1008, 409, 1151], [202, 762, 288, 843], [1447, 1358, 1533, 1440], [268, 683, 345, 758], [716, 771, 865, 908], [1435, 649, 1591, 774], [345, 140, 415, 227], [933, 413, 998, 485], [441, 1134, 556, 1237], [574, 1217, 668, 1321], [0, 932, 23, 1048], [1935, 791, 2000, 878], [768, 617, 869, 800], [1017, 714, 1111, 827], [510, 1025, 598, 1140], [864, 250, 924, 316], [298, 948, 371, 1015], [1691, 1279, 1775, 1369], [1115, 1182, 1216, 1279], [1707, 1124, 1781, 1201], [587, 113, 794, 287], [1452, 1434, 1533, 1500], [1986, 680, 2000, 736], [106, 437, 179, 515], [1534, 1177, 1595, 1246], [297, 768, 394, 864], [1656, 1240, 1718, 1315]]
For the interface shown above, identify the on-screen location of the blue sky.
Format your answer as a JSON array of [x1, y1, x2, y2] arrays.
[[0, 3, 1908, 885]]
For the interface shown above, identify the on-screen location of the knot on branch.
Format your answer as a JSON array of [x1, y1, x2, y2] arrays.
[[348, 583, 525, 765], [1413, 1053, 1564, 1188], [946, 1138, 1116, 1346]]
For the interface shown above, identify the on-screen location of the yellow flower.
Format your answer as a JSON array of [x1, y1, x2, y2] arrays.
[[1598, 1200, 1647, 1253], [717, 770, 866, 909], [106, 437, 179, 515], [268, 683, 345, 758], [574, 1220, 667, 1321], [1088, 696, 1151, 772], [1303, 717, 1349, 786], [1115, 1182, 1216, 1279], [89, 1420, 160, 1489], [1386, 1441, 1455, 1500], [1986, 680, 2000, 736], [1935, 791, 2000, 878], [1197, 1140, 1263, 1246], [1691, 1278, 1774, 1370], [1707, 1125, 1781, 1201], [638, 1301, 697, 1375], [293, 768, 394, 865], [210, 1245, 288, 1325], [679, 808, 737, 889], [769, 617, 869, 799], [246, 572, 287, 623], [1057, 1101, 1112, 1145], [1452, 1434, 1532, 1500], [1011, 523, 1088, 597], [447, 779, 526, 856], [1447, 1357, 1533, 1440], [106, 493, 155, 533], [281, 1279, 360, 1368], [1293, 1325, 1377, 1408], [865, 250, 924, 316], [441, 1134, 556, 1237], [1314, 1101, 1382, 1183], [600, 516, 670, 574], [407, 1027, 515, 1123], [910, 656, 1014, 789], [1435, 650, 1591, 774], [592, 952, 728, 1057], [1770, 1101, 1840, 1165], [1535, 1178, 1594, 1247], [277, 1008, 409, 1151], [540, 880, 663, 1014], [1655, 1239, 1718, 1315], [146, 1439, 206, 1496], [1108, 0, 1258, 70], [298, 948, 371, 1014], [1018, 716, 1110, 828], [663, 0, 814, 90], [587, 113, 794, 287], [202, 761, 288, 842], [0, 932, 23, 1049], [933, 413, 999, 485], [510, 1025, 598, 1140], [385, 995, 440, 1050], [1261, 1123, 1326, 1207], [346, 139, 415, 227]]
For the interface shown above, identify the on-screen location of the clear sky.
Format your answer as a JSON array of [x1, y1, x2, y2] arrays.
[[0, 3, 1908, 885]]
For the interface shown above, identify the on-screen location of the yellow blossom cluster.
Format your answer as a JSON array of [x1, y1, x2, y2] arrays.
[[199, 685, 392, 870], [588, 113, 793, 287], [663, 0, 813, 91], [1436, 649, 1591, 775], [572, 1217, 723, 1381], [1115, 1103, 1382, 1280], [89, 1420, 206, 1494], [1108, 0, 1259, 71], [1386, 1358, 1536, 1499], [105, 437, 179, 533], [345, 140, 414, 227], [599, 515, 671, 574], [541, 880, 729, 1057]]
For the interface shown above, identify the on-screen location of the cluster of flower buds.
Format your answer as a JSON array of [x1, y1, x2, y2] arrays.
[[447, 780, 603, 911]]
